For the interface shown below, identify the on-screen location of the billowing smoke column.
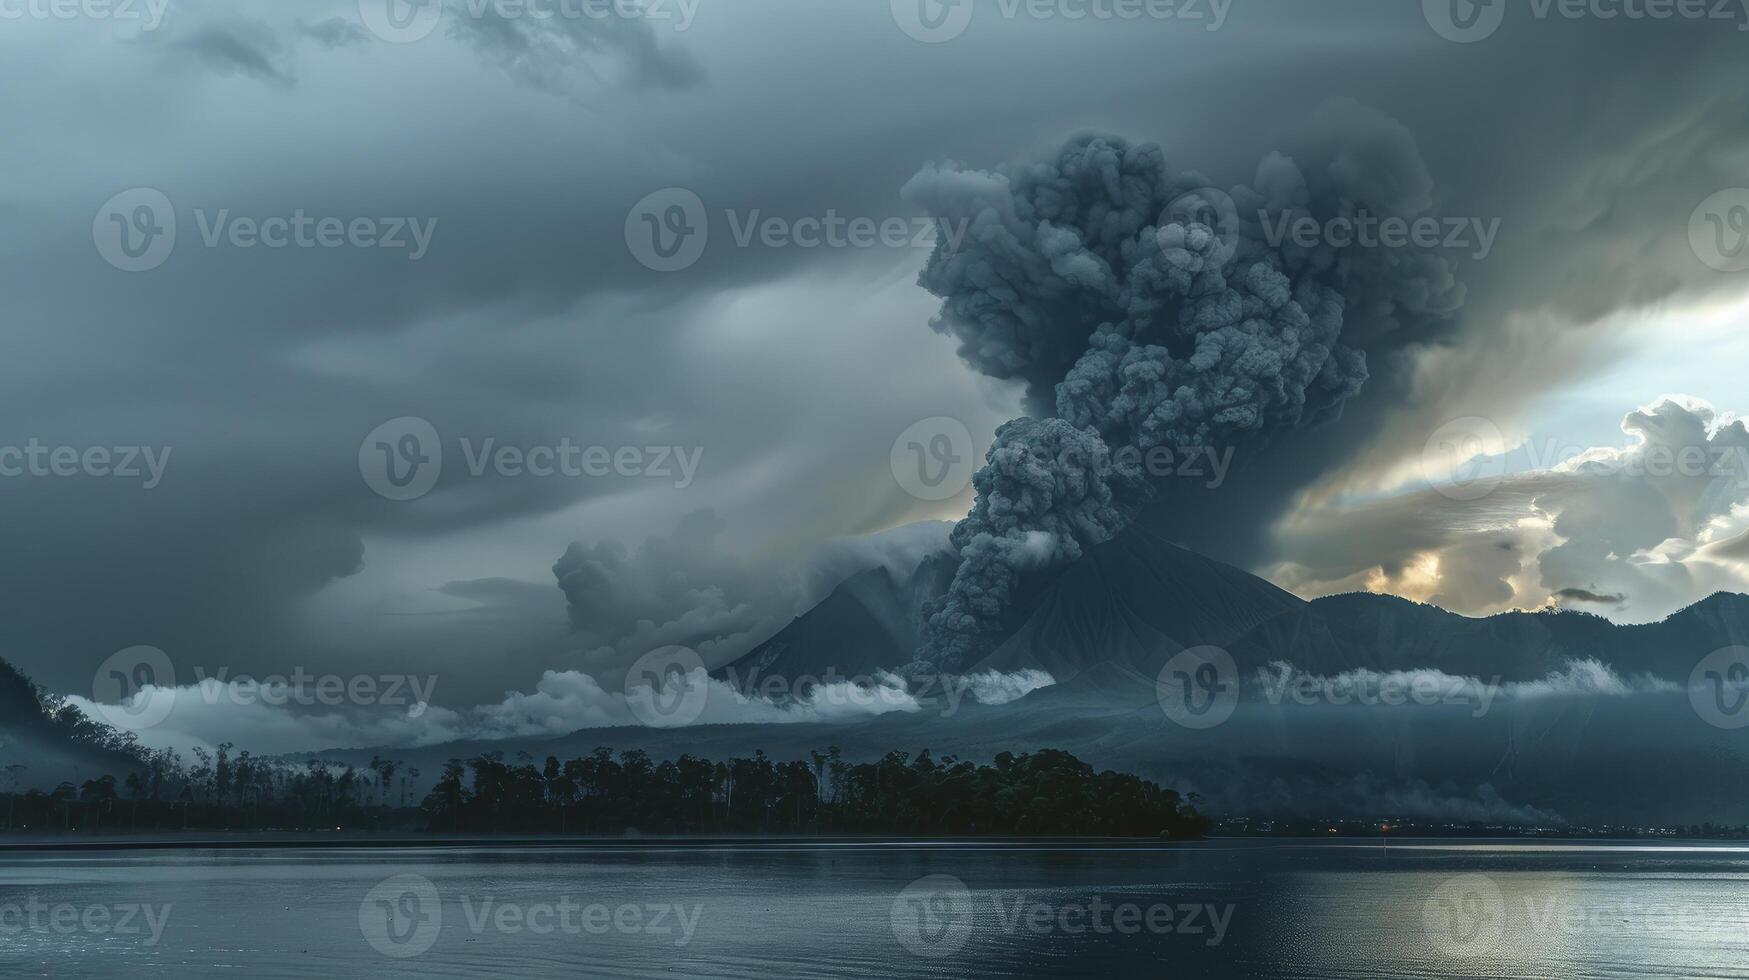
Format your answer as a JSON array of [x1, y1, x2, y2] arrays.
[[903, 100, 1466, 670]]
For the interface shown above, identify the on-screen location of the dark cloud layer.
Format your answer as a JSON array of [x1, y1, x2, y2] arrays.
[[7, 0, 1749, 716]]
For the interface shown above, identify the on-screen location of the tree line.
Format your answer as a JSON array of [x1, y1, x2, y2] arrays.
[[1, 655, 1208, 838]]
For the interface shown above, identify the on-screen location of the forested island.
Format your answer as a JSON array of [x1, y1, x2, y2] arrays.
[[0, 655, 1210, 839]]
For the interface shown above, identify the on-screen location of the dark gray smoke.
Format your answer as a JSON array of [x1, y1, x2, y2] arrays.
[[903, 100, 1466, 670]]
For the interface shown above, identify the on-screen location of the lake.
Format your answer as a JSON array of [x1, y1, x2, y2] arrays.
[[4, 839, 1749, 978]]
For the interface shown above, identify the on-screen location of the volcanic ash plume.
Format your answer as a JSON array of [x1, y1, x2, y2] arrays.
[[902, 101, 1466, 670]]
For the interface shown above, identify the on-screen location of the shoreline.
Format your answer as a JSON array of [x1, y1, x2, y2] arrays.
[[3, 833, 1747, 853]]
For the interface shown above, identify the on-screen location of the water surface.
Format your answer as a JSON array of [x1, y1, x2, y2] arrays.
[[4, 839, 1748, 978]]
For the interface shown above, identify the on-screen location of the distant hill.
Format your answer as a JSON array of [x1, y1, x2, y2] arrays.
[[0, 656, 145, 791], [722, 523, 1749, 690]]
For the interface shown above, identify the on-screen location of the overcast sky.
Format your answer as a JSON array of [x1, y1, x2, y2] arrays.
[[10, 0, 1749, 749]]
